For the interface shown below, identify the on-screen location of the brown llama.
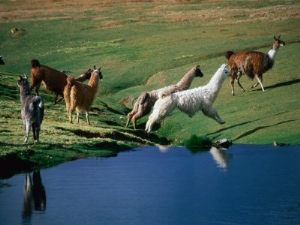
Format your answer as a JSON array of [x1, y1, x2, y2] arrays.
[[226, 35, 285, 95], [125, 65, 203, 129], [64, 66, 103, 125], [30, 59, 93, 104]]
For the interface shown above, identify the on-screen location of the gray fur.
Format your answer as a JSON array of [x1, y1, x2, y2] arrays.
[[18, 75, 44, 143]]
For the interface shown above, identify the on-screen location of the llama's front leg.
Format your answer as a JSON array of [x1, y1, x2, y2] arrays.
[[145, 115, 155, 134], [55, 95, 64, 104], [202, 106, 225, 124], [31, 82, 41, 96], [252, 74, 265, 91], [85, 111, 90, 125], [236, 77, 245, 92]]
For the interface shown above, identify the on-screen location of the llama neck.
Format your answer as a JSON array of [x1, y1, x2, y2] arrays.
[[20, 86, 31, 104], [176, 69, 195, 90], [267, 43, 279, 60], [205, 71, 227, 103], [88, 74, 99, 91]]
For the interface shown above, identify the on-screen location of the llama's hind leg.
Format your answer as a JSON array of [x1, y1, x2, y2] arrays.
[[24, 121, 31, 143], [125, 111, 134, 128], [202, 106, 225, 124], [32, 123, 40, 142], [68, 108, 74, 123], [85, 111, 90, 125]]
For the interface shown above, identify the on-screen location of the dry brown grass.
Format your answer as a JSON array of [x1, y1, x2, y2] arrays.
[[1, 0, 300, 24]]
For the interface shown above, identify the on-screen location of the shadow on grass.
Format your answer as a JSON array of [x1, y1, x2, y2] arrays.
[[251, 78, 300, 92], [265, 78, 300, 89], [232, 119, 296, 141]]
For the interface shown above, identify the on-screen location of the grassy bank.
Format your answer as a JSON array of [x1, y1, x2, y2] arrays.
[[0, 0, 299, 176]]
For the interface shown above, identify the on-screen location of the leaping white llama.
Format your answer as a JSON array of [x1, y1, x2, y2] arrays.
[[145, 64, 231, 133]]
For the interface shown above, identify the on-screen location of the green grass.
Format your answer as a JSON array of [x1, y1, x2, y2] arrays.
[[0, 0, 300, 175]]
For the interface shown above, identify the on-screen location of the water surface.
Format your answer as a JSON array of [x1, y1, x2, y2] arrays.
[[1, 144, 300, 225]]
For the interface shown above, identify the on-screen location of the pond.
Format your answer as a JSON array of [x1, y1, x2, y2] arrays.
[[0, 144, 300, 225]]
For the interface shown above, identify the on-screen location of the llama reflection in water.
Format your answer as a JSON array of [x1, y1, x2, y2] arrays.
[[158, 145, 232, 169], [22, 171, 46, 222]]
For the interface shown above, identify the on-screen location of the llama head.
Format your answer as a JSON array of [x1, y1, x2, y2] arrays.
[[31, 59, 41, 68], [18, 74, 30, 89], [219, 64, 231, 78], [195, 65, 204, 77], [92, 65, 103, 80], [273, 35, 285, 49], [0, 56, 5, 65]]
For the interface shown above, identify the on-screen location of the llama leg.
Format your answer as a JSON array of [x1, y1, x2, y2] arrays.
[[85, 111, 90, 125], [230, 76, 235, 96], [24, 121, 31, 143], [53, 93, 58, 105], [202, 106, 225, 124], [36, 126, 40, 143], [55, 95, 64, 104], [31, 82, 41, 96], [125, 102, 139, 128], [125, 111, 135, 128], [76, 109, 80, 124], [132, 111, 146, 130], [68, 108, 74, 123], [32, 123, 37, 141], [252, 74, 265, 91], [236, 76, 245, 92], [145, 116, 155, 134]]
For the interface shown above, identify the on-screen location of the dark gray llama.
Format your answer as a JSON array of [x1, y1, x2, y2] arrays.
[[18, 75, 44, 143]]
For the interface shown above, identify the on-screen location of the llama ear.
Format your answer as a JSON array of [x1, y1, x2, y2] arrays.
[[278, 35, 281, 40], [24, 74, 28, 79], [93, 65, 96, 70], [19, 75, 23, 80]]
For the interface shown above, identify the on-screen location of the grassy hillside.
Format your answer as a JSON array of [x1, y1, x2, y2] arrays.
[[0, 0, 299, 175]]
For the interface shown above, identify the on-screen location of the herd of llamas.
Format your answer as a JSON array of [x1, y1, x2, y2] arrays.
[[13, 36, 285, 143]]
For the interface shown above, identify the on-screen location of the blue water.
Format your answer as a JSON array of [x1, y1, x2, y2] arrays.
[[0, 144, 300, 225]]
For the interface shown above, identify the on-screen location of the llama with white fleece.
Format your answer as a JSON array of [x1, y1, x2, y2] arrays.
[[126, 65, 203, 129], [145, 64, 231, 133]]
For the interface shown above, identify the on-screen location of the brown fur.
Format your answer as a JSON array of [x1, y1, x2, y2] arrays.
[[64, 66, 102, 125], [30, 59, 92, 104], [226, 36, 285, 95]]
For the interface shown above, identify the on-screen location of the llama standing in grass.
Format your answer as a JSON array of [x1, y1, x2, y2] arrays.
[[125, 65, 203, 129], [18, 75, 44, 143], [226, 35, 285, 96], [64, 66, 102, 125], [30, 59, 93, 104], [145, 64, 231, 133]]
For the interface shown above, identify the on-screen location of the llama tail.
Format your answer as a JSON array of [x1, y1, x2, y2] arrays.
[[225, 51, 234, 60]]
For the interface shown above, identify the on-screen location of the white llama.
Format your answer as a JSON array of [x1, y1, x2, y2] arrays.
[[145, 64, 231, 133]]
